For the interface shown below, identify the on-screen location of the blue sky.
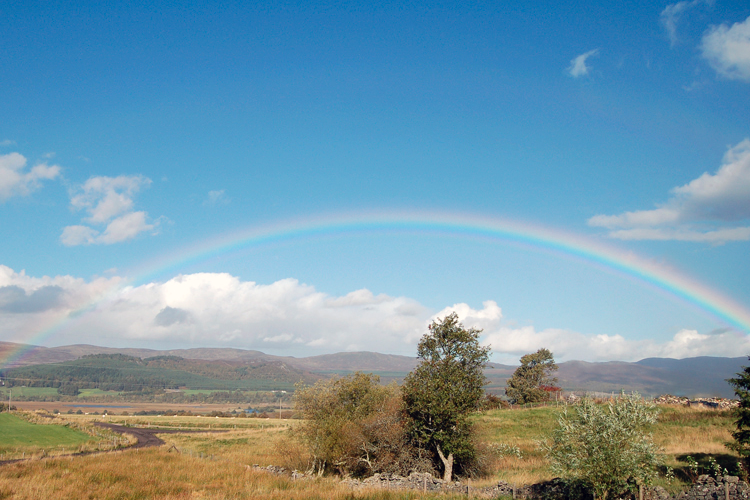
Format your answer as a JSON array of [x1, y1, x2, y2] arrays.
[[1, 0, 749, 363]]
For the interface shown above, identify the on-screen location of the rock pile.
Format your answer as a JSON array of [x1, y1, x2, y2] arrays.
[[654, 395, 739, 409], [344, 472, 522, 498], [674, 475, 749, 500], [250, 464, 750, 499]]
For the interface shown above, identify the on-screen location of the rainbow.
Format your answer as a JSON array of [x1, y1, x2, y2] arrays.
[[2, 210, 749, 368]]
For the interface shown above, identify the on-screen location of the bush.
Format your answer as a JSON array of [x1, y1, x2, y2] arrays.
[[294, 372, 428, 477], [545, 393, 660, 500]]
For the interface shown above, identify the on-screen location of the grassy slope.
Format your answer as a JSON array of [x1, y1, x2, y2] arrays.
[[0, 413, 93, 450], [473, 404, 737, 487]]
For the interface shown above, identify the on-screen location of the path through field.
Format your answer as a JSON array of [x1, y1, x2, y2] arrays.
[[0, 421, 226, 466]]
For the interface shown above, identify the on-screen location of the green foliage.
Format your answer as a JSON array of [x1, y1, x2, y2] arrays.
[[402, 312, 490, 480], [57, 384, 80, 396], [505, 348, 558, 405], [727, 357, 750, 466], [294, 372, 420, 476], [545, 393, 661, 500], [2, 355, 299, 394]]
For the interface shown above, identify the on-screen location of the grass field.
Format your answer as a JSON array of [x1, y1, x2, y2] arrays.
[[0, 413, 94, 454], [0, 403, 740, 499], [474, 403, 738, 489]]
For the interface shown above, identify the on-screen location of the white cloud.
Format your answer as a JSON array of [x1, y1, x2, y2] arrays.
[[589, 139, 750, 242], [60, 225, 99, 246], [27, 272, 431, 354], [567, 49, 599, 78], [70, 175, 150, 223], [0, 140, 15, 147], [62, 175, 160, 246], [99, 212, 155, 244], [0, 152, 60, 201], [660, 0, 712, 47], [204, 189, 230, 206], [0, 266, 746, 361], [701, 15, 750, 81], [0, 265, 123, 344]]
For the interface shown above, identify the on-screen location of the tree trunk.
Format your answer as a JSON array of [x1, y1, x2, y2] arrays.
[[436, 444, 454, 482]]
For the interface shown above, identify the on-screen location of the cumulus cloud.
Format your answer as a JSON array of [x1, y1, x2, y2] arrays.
[[437, 302, 749, 361], [0, 266, 746, 361], [589, 139, 750, 242], [701, 15, 750, 81], [62, 175, 160, 246], [567, 49, 599, 78], [0, 152, 60, 201], [0, 285, 65, 313], [660, 0, 712, 47], [0, 265, 122, 345]]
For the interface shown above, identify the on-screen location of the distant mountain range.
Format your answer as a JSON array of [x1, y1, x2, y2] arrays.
[[1, 341, 745, 398]]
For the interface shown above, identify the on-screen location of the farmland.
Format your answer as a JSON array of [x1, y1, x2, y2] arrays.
[[0, 403, 739, 499]]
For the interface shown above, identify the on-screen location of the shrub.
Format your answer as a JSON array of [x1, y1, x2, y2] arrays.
[[545, 393, 660, 500], [294, 372, 425, 477]]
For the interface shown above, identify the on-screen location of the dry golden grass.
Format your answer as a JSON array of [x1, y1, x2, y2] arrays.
[[0, 403, 740, 498], [0, 447, 468, 499]]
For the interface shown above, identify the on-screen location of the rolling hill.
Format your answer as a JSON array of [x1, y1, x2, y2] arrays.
[[0, 341, 745, 398]]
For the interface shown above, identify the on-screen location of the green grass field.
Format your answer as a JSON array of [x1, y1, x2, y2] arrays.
[[0, 413, 94, 451], [0, 386, 60, 398]]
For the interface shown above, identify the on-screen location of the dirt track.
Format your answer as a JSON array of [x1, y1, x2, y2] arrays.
[[0, 422, 226, 466], [93, 422, 226, 449]]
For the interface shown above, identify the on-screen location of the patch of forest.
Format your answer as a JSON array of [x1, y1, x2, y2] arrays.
[[0, 353, 318, 394]]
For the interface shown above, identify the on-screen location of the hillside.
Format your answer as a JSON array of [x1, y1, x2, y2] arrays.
[[1, 353, 319, 393], [1, 341, 744, 397]]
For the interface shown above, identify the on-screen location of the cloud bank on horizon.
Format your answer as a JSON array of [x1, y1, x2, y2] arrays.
[[1, 265, 745, 363]]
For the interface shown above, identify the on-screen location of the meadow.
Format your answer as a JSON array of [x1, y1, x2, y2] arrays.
[[0, 404, 739, 499]]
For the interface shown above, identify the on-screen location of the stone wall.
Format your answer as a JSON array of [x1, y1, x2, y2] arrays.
[[672, 475, 749, 500], [251, 465, 750, 500]]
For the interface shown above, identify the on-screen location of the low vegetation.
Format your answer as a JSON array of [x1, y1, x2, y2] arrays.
[[0, 333, 746, 498], [0, 403, 738, 499]]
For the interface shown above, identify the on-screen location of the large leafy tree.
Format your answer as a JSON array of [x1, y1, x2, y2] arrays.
[[545, 393, 660, 500], [727, 357, 750, 466], [505, 348, 558, 405], [402, 312, 490, 481]]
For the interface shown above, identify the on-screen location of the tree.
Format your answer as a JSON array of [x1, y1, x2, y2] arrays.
[[545, 393, 661, 500], [727, 357, 750, 466], [505, 348, 558, 405], [294, 372, 419, 476], [402, 312, 491, 481]]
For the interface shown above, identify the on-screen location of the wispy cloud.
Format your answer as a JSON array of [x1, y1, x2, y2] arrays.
[[0, 139, 16, 147], [660, 0, 712, 47], [203, 189, 230, 206], [701, 15, 750, 82], [0, 152, 60, 201], [61, 175, 161, 246], [589, 139, 750, 242], [567, 49, 599, 78]]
